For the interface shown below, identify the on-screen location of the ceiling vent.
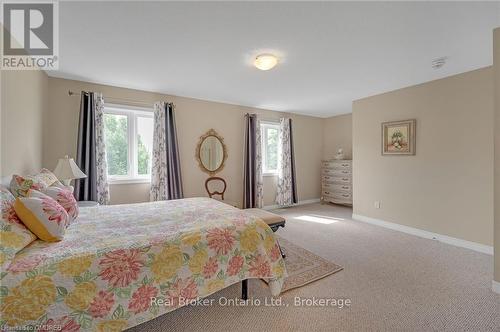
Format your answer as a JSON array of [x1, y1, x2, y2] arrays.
[[431, 57, 448, 69]]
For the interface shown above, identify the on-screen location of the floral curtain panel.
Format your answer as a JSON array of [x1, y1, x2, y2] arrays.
[[75, 92, 110, 205], [94, 94, 110, 205], [150, 102, 183, 201], [276, 118, 298, 206]]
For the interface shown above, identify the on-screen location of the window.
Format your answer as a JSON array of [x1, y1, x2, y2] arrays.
[[261, 122, 280, 175], [103, 104, 154, 183]]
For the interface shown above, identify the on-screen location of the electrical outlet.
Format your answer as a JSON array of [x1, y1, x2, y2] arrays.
[[374, 201, 381, 209]]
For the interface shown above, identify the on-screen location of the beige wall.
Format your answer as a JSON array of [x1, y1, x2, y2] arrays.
[[45, 77, 323, 206], [353, 67, 494, 246], [323, 113, 352, 160], [1, 69, 48, 176], [493, 28, 500, 282]]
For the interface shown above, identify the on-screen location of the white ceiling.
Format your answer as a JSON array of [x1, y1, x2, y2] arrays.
[[50, 1, 500, 118]]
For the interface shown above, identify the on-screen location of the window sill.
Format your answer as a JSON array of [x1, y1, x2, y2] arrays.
[[263, 173, 278, 177], [108, 178, 151, 185]]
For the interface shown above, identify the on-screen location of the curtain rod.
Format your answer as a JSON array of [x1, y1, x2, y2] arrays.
[[67, 90, 171, 108]]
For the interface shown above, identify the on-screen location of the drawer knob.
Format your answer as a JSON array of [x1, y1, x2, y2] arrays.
[[342, 178, 348, 181], [342, 186, 348, 189]]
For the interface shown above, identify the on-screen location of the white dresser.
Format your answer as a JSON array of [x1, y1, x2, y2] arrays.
[[321, 160, 353, 206]]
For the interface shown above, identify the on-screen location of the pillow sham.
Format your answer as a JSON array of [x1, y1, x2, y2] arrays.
[[13, 192, 69, 242], [10, 175, 45, 198], [9, 169, 60, 198], [31, 187, 79, 223], [34, 168, 60, 187], [0, 186, 37, 270]]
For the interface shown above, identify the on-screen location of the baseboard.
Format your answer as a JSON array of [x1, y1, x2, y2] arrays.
[[263, 198, 320, 211], [351, 214, 493, 255], [493, 281, 500, 295]]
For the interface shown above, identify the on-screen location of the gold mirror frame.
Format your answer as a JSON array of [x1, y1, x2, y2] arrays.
[[195, 129, 228, 175]]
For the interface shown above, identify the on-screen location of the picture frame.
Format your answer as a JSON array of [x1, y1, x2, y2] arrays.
[[381, 119, 416, 155]]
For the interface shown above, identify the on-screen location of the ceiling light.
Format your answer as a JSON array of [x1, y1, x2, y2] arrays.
[[432, 56, 448, 69], [254, 54, 278, 71]]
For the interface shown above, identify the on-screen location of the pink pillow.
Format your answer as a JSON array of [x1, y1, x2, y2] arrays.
[[34, 187, 79, 223]]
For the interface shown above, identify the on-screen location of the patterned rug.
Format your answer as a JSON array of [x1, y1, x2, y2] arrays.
[[268, 237, 343, 293]]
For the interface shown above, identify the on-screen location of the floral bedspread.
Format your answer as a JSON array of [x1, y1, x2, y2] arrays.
[[0, 198, 286, 331]]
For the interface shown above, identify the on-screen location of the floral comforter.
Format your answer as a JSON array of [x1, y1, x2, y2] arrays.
[[0, 198, 286, 331]]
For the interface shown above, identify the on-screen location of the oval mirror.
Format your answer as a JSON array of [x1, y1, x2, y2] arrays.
[[196, 129, 227, 175]]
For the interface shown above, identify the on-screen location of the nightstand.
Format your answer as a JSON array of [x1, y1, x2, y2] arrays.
[[77, 201, 99, 207]]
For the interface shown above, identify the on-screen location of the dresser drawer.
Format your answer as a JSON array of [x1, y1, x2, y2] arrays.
[[321, 160, 352, 168], [325, 183, 352, 193], [333, 161, 352, 170], [322, 194, 352, 205], [322, 168, 352, 177], [322, 175, 351, 185], [322, 160, 352, 170], [333, 192, 353, 200]]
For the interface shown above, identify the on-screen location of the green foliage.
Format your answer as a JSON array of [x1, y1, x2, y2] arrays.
[[104, 114, 128, 175], [137, 134, 150, 175], [266, 127, 279, 171]]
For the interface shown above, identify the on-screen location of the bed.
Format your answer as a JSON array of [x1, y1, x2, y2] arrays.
[[0, 197, 286, 331]]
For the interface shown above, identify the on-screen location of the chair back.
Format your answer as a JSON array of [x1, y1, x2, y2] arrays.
[[205, 177, 227, 200]]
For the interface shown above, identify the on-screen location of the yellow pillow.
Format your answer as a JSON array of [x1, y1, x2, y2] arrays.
[[14, 193, 69, 242]]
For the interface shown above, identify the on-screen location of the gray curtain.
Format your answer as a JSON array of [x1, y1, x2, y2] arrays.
[[165, 103, 183, 199], [75, 91, 109, 204], [150, 102, 183, 200], [75, 92, 96, 202], [289, 119, 298, 203], [243, 113, 263, 208]]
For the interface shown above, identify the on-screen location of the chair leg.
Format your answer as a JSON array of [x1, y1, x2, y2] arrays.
[[241, 279, 248, 300]]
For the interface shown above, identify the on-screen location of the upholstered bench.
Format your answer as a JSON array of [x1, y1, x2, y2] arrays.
[[245, 208, 286, 232], [241, 208, 286, 300]]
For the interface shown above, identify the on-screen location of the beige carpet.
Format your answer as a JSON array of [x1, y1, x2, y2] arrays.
[[128, 203, 500, 332], [265, 236, 343, 292]]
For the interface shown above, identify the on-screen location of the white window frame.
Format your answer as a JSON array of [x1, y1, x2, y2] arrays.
[[103, 104, 154, 184], [261, 121, 280, 176]]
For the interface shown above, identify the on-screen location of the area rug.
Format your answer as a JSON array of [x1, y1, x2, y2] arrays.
[[266, 237, 343, 293]]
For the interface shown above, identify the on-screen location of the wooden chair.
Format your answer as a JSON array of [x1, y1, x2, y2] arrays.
[[205, 177, 227, 200]]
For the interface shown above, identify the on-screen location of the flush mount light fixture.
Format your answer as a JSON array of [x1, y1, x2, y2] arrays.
[[432, 56, 448, 69], [254, 54, 278, 71]]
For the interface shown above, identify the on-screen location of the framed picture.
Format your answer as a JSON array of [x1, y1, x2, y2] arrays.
[[381, 119, 416, 155]]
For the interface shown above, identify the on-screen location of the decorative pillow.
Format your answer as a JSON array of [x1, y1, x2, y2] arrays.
[[0, 186, 37, 270], [34, 168, 60, 187], [13, 192, 69, 242], [0, 185, 15, 203], [10, 175, 45, 198], [9, 169, 60, 198], [31, 187, 79, 223]]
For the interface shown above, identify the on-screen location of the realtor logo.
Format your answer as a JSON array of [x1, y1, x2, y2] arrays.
[[1, 1, 59, 70]]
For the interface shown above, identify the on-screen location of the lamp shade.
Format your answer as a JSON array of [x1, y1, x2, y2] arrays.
[[53, 155, 87, 181]]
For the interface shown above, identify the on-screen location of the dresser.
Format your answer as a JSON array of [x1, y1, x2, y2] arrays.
[[321, 160, 353, 206]]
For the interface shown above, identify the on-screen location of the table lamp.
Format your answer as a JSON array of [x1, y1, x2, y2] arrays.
[[53, 155, 87, 186]]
